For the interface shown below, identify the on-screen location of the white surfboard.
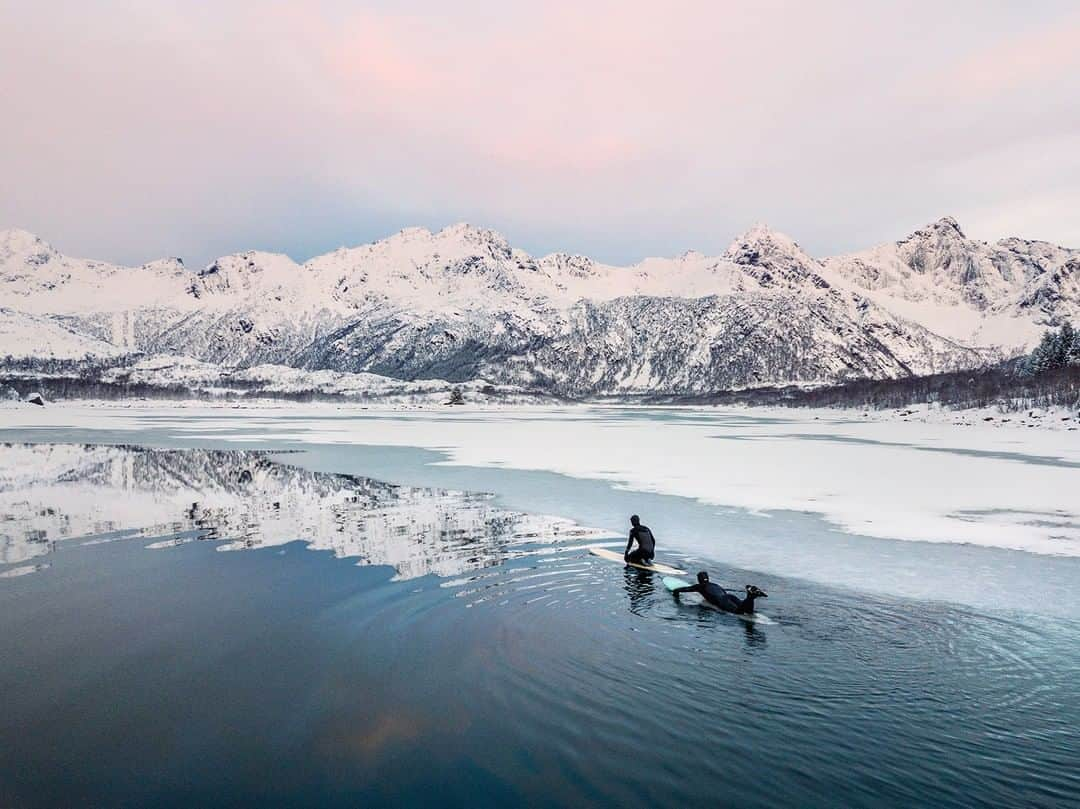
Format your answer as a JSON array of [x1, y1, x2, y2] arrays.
[[588, 546, 687, 575]]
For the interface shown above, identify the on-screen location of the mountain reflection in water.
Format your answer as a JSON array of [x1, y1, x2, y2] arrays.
[[0, 443, 606, 580]]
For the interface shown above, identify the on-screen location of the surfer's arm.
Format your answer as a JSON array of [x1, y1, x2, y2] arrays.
[[672, 583, 702, 596], [624, 531, 634, 560]]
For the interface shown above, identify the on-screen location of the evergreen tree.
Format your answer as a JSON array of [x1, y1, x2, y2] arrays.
[[1062, 321, 1079, 364], [1051, 324, 1069, 367], [1024, 330, 1057, 376], [1022, 324, 1080, 375]]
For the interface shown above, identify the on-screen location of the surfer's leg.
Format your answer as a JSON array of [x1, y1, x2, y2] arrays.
[[627, 549, 654, 566]]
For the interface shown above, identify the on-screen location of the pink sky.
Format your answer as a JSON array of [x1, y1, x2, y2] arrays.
[[2, 0, 1078, 266]]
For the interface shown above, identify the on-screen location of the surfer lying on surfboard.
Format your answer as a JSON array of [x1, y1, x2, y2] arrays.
[[624, 515, 656, 565], [671, 571, 768, 615]]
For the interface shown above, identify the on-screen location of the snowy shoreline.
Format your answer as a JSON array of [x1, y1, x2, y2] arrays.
[[774, 400, 1079, 432], [3, 395, 1078, 432]]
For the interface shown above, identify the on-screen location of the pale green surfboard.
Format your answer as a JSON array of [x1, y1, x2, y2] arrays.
[[663, 576, 691, 591], [588, 546, 686, 575]]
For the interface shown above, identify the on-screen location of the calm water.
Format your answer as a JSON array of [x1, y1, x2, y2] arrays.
[[1, 424, 1079, 807]]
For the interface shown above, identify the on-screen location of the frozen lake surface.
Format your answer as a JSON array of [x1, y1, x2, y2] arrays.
[[0, 403, 1078, 807]]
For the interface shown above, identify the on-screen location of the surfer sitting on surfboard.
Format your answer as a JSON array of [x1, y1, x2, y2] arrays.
[[624, 515, 656, 565], [671, 571, 768, 614]]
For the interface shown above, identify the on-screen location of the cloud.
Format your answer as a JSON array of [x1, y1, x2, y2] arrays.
[[941, 14, 1080, 100], [1, 0, 1077, 267]]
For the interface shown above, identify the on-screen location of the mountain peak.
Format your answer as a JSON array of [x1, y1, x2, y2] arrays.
[[0, 228, 52, 255], [390, 226, 434, 241], [433, 222, 513, 261], [372, 223, 512, 256], [0, 228, 59, 270], [741, 222, 781, 239], [438, 222, 510, 246], [198, 251, 300, 282], [721, 223, 829, 291], [724, 223, 812, 263], [912, 216, 967, 241], [141, 257, 186, 275]]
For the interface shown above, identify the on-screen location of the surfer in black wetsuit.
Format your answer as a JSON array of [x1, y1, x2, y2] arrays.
[[624, 515, 656, 565], [672, 571, 768, 614]]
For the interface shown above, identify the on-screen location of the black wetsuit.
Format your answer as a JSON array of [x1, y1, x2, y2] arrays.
[[625, 524, 656, 565], [672, 581, 746, 613]]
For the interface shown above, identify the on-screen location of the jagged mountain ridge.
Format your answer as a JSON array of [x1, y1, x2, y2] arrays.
[[2, 219, 1076, 395]]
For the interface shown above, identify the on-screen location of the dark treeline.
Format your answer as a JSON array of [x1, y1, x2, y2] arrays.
[[659, 363, 1079, 412], [0, 376, 394, 403], [0, 375, 552, 405], [0, 375, 407, 404], [2, 376, 204, 402]]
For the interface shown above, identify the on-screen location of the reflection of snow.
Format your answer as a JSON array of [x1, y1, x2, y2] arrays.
[[0, 563, 48, 578], [0, 443, 605, 579]]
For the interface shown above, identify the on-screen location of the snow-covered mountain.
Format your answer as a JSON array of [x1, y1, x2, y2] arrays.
[[2, 218, 1076, 396], [825, 217, 1080, 348]]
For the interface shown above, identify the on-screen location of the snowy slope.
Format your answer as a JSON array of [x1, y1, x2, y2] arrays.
[[0, 307, 129, 360], [1, 218, 1073, 395]]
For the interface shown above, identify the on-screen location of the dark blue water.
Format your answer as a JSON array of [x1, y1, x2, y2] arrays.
[[1, 436, 1079, 808]]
